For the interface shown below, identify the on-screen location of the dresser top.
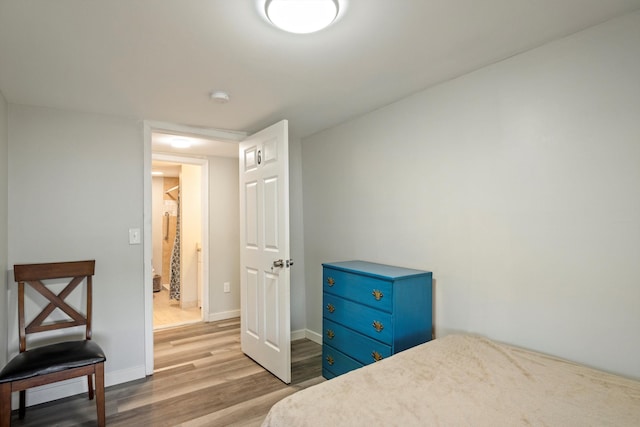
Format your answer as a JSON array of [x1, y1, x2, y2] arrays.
[[322, 260, 431, 280]]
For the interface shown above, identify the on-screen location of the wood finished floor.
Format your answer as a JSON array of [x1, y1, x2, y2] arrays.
[[153, 288, 202, 330], [8, 318, 324, 426]]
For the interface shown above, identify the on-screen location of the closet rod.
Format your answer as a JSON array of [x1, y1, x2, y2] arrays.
[[165, 185, 179, 194]]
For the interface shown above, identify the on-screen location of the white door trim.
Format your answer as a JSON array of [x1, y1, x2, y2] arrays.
[[142, 121, 246, 375]]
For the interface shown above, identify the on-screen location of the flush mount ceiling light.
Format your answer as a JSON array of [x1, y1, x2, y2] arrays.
[[265, 0, 339, 34], [171, 138, 192, 149]]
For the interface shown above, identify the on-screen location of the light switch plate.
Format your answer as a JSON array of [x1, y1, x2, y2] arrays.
[[129, 228, 141, 245]]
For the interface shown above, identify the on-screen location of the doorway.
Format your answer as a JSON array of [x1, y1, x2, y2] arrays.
[[143, 120, 293, 383], [143, 121, 246, 375], [151, 157, 205, 330]]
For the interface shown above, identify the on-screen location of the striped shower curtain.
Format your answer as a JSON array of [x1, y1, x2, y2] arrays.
[[169, 190, 181, 300]]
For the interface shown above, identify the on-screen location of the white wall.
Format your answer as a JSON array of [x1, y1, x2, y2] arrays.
[[7, 105, 146, 403], [181, 164, 202, 308], [0, 90, 8, 367], [289, 137, 306, 334], [204, 139, 306, 332], [207, 156, 240, 319], [302, 11, 640, 379], [151, 176, 164, 277]]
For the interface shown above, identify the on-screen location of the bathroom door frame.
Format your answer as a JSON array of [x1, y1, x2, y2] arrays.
[[152, 152, 207, 311], [143, 120, 247, 375]]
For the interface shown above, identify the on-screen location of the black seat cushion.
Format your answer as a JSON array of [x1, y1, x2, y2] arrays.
[[0, 340, 106, 383]]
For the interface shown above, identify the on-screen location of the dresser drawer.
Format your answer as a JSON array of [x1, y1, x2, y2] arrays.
[[323, 318, 392, 365], [323, 345, 362, 377], [322, 261, 433, 380], [323, 268, 392, 312], [324, 293, 393, 344]]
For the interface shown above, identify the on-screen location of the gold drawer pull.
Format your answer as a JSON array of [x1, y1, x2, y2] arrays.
[[372, 320, 384, 332], [326, 355, 335, 366], [326, 329, 335, 339], [326, 303, 335, 313], [372, 351, 384, 362], [372, 289, 384, 301], [327, 277, 335, 287]]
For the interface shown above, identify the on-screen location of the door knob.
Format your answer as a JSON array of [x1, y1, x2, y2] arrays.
[[273, 259, 284, 268]]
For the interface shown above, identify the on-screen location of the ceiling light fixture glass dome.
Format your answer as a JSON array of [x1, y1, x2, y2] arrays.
[[170, 138, 192, 149], [265, 0, 339, 34]]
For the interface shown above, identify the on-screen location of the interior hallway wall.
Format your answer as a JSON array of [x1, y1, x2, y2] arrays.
[[207, 156, 240, 319], [7, 104, 146, 404], [0, 90, 8, 367], [181, 164, 202, 308], [151, 176, 164, 278], [289, 137, 306, 334], [302, 11, 640, 379], [202, 141, 306, 332]]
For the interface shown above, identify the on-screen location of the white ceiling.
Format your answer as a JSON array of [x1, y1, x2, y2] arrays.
[[151, 131, 239, 158], [2, 0, 640, 145]]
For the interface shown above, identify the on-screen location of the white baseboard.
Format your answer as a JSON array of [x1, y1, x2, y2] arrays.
[[15, 364, 146, 408], [181, 300, 198, 309], [305, 329, 322, 345], [291, 329, 306, 341], [206, 309, 241, 322], [291, 328, 322, 344], [106, 365, 147, 387]]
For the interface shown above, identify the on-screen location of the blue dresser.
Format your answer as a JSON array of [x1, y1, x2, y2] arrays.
[[322, 260, 433, 379]]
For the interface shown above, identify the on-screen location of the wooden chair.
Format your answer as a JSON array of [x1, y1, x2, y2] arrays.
[[0, 260, 106, 427]]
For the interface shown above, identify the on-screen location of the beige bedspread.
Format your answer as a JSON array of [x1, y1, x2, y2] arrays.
[[262, 334, 640, 426]]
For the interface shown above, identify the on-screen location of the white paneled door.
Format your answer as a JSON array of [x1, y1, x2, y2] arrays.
[[239, 120, 291, 384]]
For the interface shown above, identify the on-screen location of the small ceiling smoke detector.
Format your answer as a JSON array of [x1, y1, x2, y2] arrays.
[[210, 90, 230, 103]]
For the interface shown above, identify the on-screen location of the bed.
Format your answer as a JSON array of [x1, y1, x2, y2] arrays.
[[262, 334, 640, 426]]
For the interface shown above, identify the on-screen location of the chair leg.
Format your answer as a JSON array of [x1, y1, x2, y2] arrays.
[[0, 383, 11, 427], [18, 390, 25, 419], [95, 363, 106, 427], [87, 374, 94, 400]]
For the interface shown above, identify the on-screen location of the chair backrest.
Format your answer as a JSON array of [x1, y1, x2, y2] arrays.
[[13, 260, 96, 353]]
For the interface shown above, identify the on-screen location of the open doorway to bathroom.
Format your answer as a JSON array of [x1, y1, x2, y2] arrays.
[[151, 156, 206, 329], [144, 122, 242, 374]]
